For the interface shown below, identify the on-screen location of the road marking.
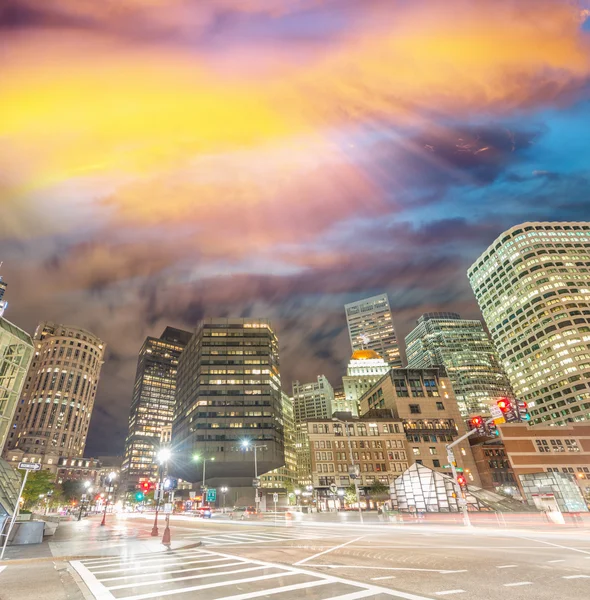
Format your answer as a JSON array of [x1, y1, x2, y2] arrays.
[[213, 579, 331, 600], [519, 537, 590, 556], [293, 536, 364, 566], [496, 565, 517, 569], [0, 567, 6, 575], [91, 556, 235, 575], [99, 561, 250, 583], [315, 565, 468, 574], [434, 591, 466, 596], [107, 565, 268, 591], [371, 576, 396, 581], [563, 575, 590, 579], [503, 582, 532, 587], [547, 560, 565, 563]]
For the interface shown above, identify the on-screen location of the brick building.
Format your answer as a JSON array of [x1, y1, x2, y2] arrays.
[[500, 422, 590, 500], [470, 438, 518, 493], [359, 367, 481, 486]]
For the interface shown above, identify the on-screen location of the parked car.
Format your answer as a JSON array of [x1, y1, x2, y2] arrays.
[[194, 506, 212, 519], [229, 506, 262, 520]]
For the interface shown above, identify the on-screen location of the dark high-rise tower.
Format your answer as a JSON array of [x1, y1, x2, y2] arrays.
[[121, 327, 191, 490], [172, 318, 284, 497]]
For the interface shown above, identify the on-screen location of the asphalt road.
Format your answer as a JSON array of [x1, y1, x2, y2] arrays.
[[69, 513, 590, 600]]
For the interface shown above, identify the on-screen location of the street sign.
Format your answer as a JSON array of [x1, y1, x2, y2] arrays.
[[164, 503, 173, 514], [206, 488, 217, 502], [18, 462, 41, 471], [442, 464, 451, 469], [252, 478, 261, 488], [455, 468, 464, 473], [273, 492, 279, 503], [490, 405, 506, 424], [189, 491, 196, 499], [329, 484, 338, 495]]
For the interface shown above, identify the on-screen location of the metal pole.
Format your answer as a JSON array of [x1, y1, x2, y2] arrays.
[[100, 497, 108, 526], [0, 469, 29, 560], [203, 459, 207, 506], [151, 464, 163, 536], [254, 445, 258, 506], [343, 420, 363, 523]]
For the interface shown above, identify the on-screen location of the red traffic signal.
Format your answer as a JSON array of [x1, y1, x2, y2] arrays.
[[497, 399, 511, 413], [456, 474, 467, 487], [470, 416, 483, 428], [141, 481, 150, 492]]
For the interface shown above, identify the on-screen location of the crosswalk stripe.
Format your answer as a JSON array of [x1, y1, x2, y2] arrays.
[[86, 549, 209, 569], [213, 579, 332, 600], [82, 549, 203, 566], [323, 591, 382, 600], [123, 571, 298, 600], [92, 557, 234, 575], [106, 565, 268, 591], [99, 561, 247, 583]]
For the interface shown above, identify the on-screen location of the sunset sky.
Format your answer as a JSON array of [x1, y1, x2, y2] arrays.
[[1, 0, 590, 456]]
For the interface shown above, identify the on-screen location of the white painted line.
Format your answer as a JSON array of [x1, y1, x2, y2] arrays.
[[0, 566, 6, 575], [563, 575, 590, 579], [107, 565, 268, 591], [99, 560, 246, 583], [213, 579, 331, 600], [317, 565, 467, 574], [434, 591, 466, 596], [82, 548, 204, 565], [294, 536, 364, 566], [92, 556, 235, 575], [70, 561, 113, 600], [547, 560, 565, 563], [503, 582, 532, 587], [322, 592, 379, 600], [496, 565, 517, 569], [519, 537, 590, 556], [371, 576, 397, 581], [86, 550, 208, 569], [123, 571, 298, 600]]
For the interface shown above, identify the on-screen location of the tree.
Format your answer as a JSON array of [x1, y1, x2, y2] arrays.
[[21, 470, 56, 509], [368, 481, 389, 501], [61, 480, 85, 503], [344, 484, 358, 506]]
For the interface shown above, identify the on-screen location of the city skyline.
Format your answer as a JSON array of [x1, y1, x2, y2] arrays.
[[2, 1, 590, 458]]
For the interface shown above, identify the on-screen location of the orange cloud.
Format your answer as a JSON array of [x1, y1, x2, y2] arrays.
[[1, 0, 589, 233]]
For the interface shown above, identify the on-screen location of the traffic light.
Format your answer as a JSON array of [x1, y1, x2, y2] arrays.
[[497, 399, 511, 413], [141, 481, 150, 492], [469, 416, 483, 429], [517, 400, 531, 422], [456, 474, 467, 488], [135, 491, 144, 501]]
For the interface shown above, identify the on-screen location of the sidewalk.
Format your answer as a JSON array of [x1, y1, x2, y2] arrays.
[[0, 516, 199, 600]]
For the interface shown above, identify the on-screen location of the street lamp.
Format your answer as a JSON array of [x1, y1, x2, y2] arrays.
[[100, 472, 117, 526], [192, 455, 215, 506], [220, 486, 229, 512], [152, 449, 171, 536], [333, 417, 363, 523], [241, 439, 267, 506]]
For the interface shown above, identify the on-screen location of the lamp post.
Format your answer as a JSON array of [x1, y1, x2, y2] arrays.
[[192, 455, 215, 506], [333, 417, 363, 523], [294, 488, 301, 509], [241, 439, 267, 506], [151, 448, 171, 536], [78, 480, 92, 521], [100, 472, 117, 526], [221, 486, 228, 513]]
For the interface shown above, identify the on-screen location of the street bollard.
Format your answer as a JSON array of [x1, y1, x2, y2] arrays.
[[162, 514, 171, 547]]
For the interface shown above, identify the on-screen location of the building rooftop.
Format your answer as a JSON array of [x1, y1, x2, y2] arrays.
[[351, 349, 383, 361]]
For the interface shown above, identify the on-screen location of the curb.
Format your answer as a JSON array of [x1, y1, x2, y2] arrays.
[[0, 540, 201, 565]]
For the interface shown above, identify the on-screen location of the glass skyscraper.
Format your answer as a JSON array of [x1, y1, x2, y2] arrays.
[[405, 312, 515, 416], [345, 294, 402, 368], [468, 222, 590, 426], [172, 318, 284, 496], [121, 326, 191, 490]]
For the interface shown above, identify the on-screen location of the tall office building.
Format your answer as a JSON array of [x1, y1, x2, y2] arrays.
[[6, 322, 105, 457], [0, 276, 7, 318], [293, 375, 334, 422], [121, 327, 191, 490], [172, 319, 284, 495], [468, 222, 590, 426], [341, 350, 390, 416], [260, 391, 297, 492], [345, 294, 402, 368], [0, 319, 33, 453], [405, 312, 515, 416]]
